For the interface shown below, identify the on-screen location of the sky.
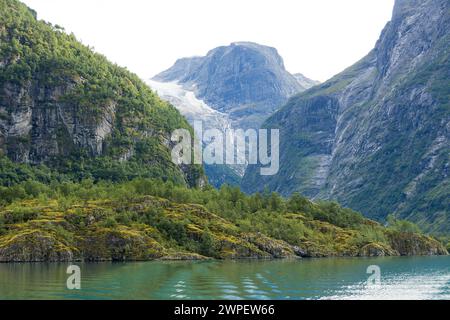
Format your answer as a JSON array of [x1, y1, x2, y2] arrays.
[[21, 0, 395, 82]]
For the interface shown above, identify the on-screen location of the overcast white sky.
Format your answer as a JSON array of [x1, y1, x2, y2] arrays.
[[21, 0, 395, 82]]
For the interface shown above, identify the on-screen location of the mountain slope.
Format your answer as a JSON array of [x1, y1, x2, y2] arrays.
[[0, 0, 204, 187], [153, 42, 313, 130], [242, 0, 450, 234], [0, 0, 446, 263]]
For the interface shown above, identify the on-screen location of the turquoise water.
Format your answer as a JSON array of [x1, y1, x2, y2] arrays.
[[0, 256, 449, 300]]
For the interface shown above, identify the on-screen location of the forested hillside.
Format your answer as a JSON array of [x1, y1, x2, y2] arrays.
[[0, 0, 204, 187], [1, 174, 447, 262]]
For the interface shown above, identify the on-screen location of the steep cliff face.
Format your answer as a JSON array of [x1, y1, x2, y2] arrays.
[[1, 79, 111, 162], [0, 0, 204, 187], [242, 0, 450, 234], [153, 42, 310, 130]]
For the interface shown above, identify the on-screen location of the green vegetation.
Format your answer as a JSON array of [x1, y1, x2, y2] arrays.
[[0, 176, 446, 261], [0, 0, 447, 262], [387, 215, 422, 234], [0, 0, 203, 187]]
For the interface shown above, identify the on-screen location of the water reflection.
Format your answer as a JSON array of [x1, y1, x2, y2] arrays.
[[0, 256, 449, 300]]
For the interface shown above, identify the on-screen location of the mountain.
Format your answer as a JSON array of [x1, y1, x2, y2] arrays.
[[293, 73, 320, 90], [0, 0, 204, 187], [152, 42, 315, 130], [151, 42, 317, 186], [242, 0, 450, 234]]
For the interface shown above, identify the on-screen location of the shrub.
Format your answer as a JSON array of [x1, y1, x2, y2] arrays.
[[387, 215, 422, 234], [100, 217, 118, 228]]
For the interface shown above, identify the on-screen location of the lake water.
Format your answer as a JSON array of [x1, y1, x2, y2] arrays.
[[0, 256, 449, 300]]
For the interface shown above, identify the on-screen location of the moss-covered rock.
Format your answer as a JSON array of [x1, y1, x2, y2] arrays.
[[0, 194, 447, 262], [243, 233, 300, 258], [160, 252, 209, 261], [213, 233, 271, 259], [358, 242, 399, 257], [0, 230, 76, 262], [80, 227, 167, 261], [387, 232, 448, 256]]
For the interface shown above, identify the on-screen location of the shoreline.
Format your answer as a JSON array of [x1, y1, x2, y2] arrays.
[[1, 252, 448, 264]]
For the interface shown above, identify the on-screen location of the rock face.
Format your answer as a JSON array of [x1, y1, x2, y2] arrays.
[[0, 0, 204, 187], [358, 242, 399, 257], [0, 80, 112, 163], [242, 0, 450, 234], [388, 231, 449, 256], [0, 230, 75, 262], [153, 42, 314, 130]]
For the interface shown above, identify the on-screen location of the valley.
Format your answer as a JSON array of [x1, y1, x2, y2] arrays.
[[0, 0, 448, 267]]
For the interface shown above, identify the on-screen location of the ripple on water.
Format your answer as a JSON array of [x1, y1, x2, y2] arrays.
[[322, 272, 450, 300], [1, 257, 449, 300]]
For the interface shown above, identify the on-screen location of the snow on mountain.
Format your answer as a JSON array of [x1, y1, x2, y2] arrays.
[[147, 79, 233, 136]]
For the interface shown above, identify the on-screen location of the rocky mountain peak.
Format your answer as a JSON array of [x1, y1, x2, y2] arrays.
[[152, 42, 314, 130], [392, 0, 435, 20]]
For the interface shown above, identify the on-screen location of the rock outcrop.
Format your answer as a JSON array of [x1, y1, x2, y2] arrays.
[[388, 231, 448, 256]]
